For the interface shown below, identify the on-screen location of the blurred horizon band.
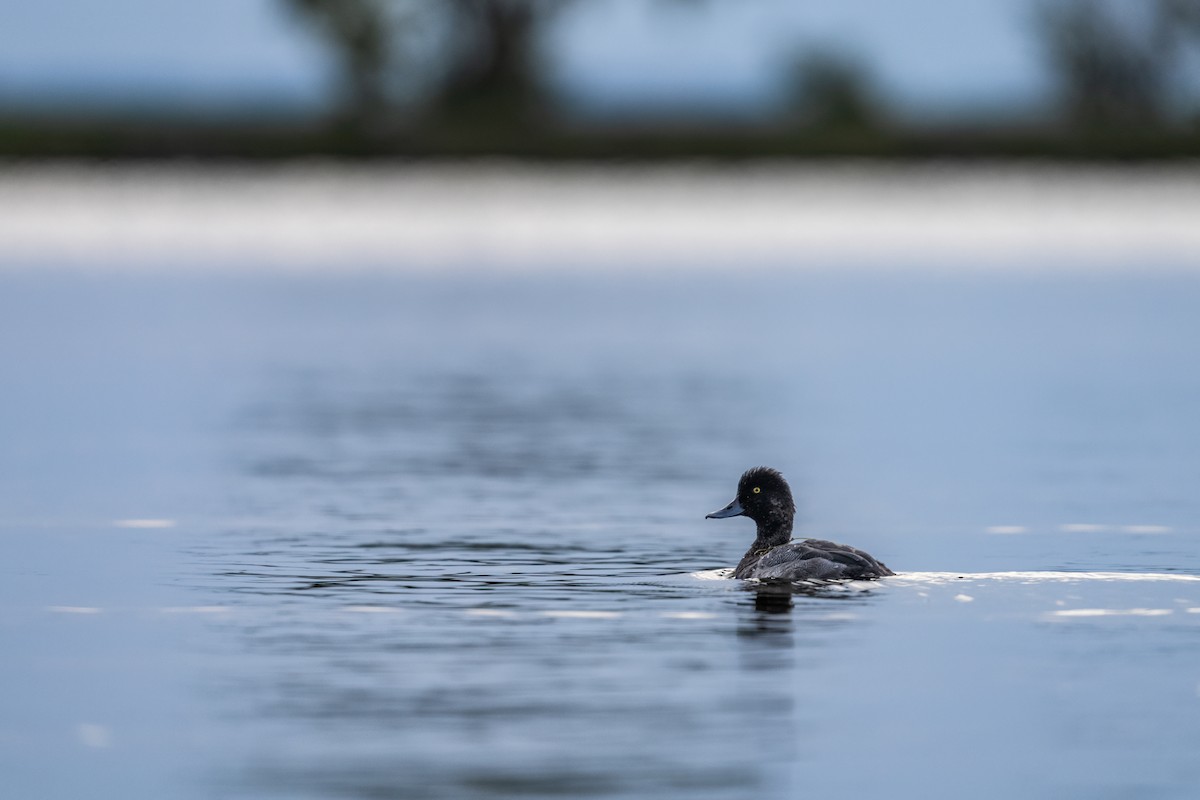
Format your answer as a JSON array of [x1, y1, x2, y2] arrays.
[[2, 162, 1198, 273]]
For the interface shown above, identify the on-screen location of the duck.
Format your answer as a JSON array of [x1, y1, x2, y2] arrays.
[[706, 466, 894, 581]]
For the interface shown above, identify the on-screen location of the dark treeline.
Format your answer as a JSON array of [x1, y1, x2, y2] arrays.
[[283, 0, 558, 132], [3, 0, 1200, 159], [1037, 0, 1200, 129]]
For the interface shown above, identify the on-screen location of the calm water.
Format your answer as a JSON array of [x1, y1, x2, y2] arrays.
[[3, 268, 1200, 799]]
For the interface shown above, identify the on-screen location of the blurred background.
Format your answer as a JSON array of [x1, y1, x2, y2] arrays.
[[1, 0, 1199, 156], [4, 3, 1200, 800]]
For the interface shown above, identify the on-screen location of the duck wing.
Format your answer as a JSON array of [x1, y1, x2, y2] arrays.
[[798, 539, 894, 576], [749, 538, 893, 581]]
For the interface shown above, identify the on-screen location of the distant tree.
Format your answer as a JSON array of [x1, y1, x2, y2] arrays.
[[284, 0, 396, 126], [784, 50, 883, 133], [283, 0, 566, 131], [435, 0, 550, 126], [1035, 0, 1200, 129]]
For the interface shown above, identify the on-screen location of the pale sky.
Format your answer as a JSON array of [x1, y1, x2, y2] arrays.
[[0, 0, 1051, 118]]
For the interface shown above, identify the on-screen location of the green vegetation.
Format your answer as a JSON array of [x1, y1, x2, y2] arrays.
[[3, 0, 1199, 160], [1036, 0, 1200, 130]]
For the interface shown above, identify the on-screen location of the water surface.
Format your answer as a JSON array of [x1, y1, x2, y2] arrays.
[[2, 268, 1200, 798]]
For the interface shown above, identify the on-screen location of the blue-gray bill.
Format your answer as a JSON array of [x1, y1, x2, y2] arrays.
[[706, 498, 744, 519]]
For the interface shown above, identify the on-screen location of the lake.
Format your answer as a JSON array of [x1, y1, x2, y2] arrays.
[[3, 166, 1200, 799]]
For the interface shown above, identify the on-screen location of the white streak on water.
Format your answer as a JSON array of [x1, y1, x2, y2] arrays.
[[465, 609, 516, 618], [112, 519, 176, 529], [47, 606, 102, 614], [160, 606, 230, 614], [541, 610, 622, 619], [342, 605, 403, 614], [691, 568, 733, 581], [986, 526, 1027, 534], [954, 594, 975, 602], [1059, 524, 1109, 533], [889, 572, 1200, 585], [1122, 525, 1173, 534], [692, 570, 1200, 585], [661, 611, 717, 620], [1047, 608, 1174, 618]]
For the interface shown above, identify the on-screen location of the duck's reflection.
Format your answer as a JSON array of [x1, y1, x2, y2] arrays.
[[733, 580, 883, 769], [737, 579, 888, 674], [737, 587, 796, 642], [736, 589, 798, 680], [754, 587, 796, 614], [738, 580, 881, 638]]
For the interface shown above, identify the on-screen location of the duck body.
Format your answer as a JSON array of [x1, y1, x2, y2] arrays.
[[734, 538, 893, 581], [708, 466, 894, 582]]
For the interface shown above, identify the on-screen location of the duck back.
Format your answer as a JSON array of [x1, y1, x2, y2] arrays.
[[736, 538, 894, 581]]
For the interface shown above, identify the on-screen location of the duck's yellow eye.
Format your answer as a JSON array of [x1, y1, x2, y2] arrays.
[[752, 487, 761, 494]]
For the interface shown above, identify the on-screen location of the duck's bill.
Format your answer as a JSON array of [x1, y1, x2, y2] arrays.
[[706, 498, 744, 519]]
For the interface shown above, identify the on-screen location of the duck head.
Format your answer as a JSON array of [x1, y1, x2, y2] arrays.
[[706, 466, 796, 530]]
